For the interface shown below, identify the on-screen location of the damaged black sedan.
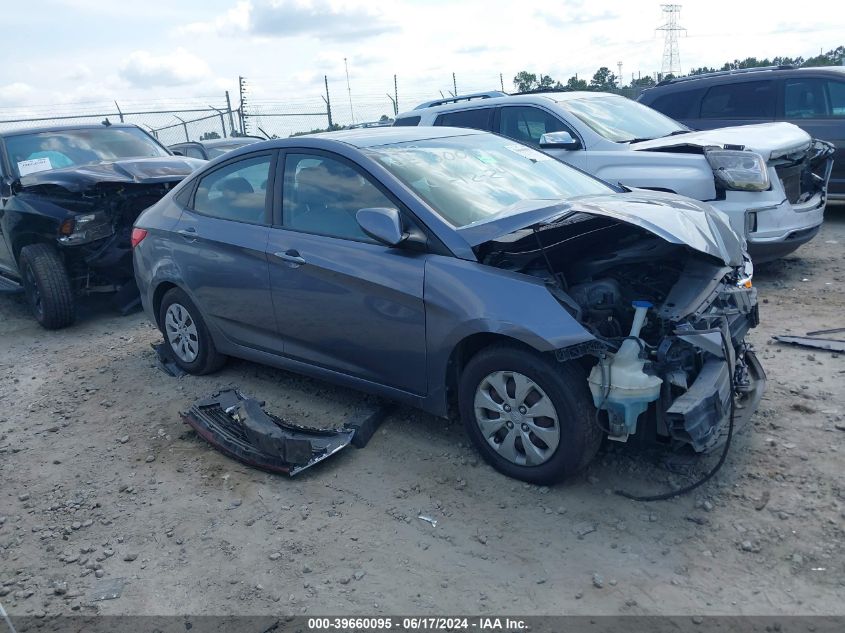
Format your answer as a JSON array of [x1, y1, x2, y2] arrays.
[[133, 127, 765, 484], [0, 123, 203, 328]]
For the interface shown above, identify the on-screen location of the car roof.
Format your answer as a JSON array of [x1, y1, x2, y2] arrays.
[[305, 126, 485, 147], [171, 137, 263, 148], [395, 90, 622, 119], [0, 122, 144, 138], [644, 66, 845, 94]]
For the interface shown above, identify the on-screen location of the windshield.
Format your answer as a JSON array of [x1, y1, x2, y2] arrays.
[[365, 134, 611, 228], [6, 127, 170, 177], [559, 95, 687, 143]]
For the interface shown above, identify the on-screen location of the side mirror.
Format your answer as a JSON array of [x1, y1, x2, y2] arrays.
[[539, 131, 581, 151], [356, 207, 406, 246]]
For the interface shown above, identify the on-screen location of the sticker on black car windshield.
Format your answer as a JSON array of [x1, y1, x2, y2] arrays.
[[17, 157, 53, 176], [504, 144, 551, 162]]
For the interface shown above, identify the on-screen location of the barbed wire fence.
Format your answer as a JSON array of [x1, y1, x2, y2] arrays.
[[0, 72, 648, 145]]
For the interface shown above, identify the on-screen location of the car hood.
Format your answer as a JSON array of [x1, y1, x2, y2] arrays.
[[630, 122, 812, 161], [18, 156, 205, 193], [457, 191, 744, 266]]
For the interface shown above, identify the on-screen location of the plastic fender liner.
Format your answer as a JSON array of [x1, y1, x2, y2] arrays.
[[181, 389, 355, 476]]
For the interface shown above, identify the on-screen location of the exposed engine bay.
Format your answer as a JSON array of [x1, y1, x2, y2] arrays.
[[477, 211, 765, 452], [18, 181, 173, 291]]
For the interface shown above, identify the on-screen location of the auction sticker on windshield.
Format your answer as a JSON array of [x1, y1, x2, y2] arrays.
[[17, 157, 52, 176], [504, 144, 552, 162]]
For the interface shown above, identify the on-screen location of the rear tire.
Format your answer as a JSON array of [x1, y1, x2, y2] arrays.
[[158, 287, 226, 375], [458, 344, 601, 484], [19, 243, 76, 330]]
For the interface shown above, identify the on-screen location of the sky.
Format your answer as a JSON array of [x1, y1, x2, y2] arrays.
[[1, 0, 844, 132]]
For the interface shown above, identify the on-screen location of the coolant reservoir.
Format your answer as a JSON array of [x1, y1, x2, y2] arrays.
[[588, 300, 663, 440]]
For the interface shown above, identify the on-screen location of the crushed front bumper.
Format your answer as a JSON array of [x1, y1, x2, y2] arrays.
[[657, 279, 766, 452]]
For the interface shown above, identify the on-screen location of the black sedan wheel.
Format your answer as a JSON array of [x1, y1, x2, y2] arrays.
[[459, 344, 601, 484]]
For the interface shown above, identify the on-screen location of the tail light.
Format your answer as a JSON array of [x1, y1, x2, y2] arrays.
[[131, 228, 148, 249]]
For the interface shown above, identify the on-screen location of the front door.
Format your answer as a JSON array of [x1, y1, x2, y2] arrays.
[[496, 105, 589, 171], [267, 151, 428, 395]]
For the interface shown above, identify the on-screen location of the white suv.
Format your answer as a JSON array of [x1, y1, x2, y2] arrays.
[[394, 91, 835, 262]]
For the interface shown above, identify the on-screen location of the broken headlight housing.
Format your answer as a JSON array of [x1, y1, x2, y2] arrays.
[[58, 212, 114, 245], [705, 149, 770, 192]]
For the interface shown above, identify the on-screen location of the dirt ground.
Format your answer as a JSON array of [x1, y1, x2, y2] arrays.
[[1, 208, 844, 618]]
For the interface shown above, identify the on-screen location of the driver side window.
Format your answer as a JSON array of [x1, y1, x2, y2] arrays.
[[498, 106, 570, 147], [281, 153, 394, 242]]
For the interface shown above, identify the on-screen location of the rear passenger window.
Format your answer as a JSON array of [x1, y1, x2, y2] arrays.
[[498, 106, 570, 147], [700, 81, 775, 119], [649, 91, 700, 120], [393, 116, 421, 126], [785, 78, 845, 117], [434, 108, 493, 131], [192, 154, 271, 224]]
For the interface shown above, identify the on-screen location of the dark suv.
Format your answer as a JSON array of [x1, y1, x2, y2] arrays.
[[638, 66, 845, 200], [0, 123, 203, 328]]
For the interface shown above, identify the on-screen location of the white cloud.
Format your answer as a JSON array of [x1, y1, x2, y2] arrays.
[[119, 48, 212, 88], [182, 0, 393, 42]]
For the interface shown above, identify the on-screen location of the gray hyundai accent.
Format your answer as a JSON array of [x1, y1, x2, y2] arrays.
[[132, 127, 765, 484]]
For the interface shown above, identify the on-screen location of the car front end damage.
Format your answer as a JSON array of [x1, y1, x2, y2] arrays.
[[472, 193, 766, 453], [14, 157, 202, 294], [631, 124, 836, 262]]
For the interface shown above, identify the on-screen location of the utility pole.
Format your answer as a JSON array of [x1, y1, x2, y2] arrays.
[[500, 73, 504, 93], [617, 61, 623, 85], [344, 58, 355, 124], [238, 76, 248, 135], [452, 72, 457, 96], [656, 4, 686, 77], [225, 91, 236, 136], [322, 75, 333, 128], [394, 74, 399, 114]]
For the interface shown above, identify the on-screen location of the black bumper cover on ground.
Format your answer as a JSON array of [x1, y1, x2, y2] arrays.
[[181, 389, 356, 476]]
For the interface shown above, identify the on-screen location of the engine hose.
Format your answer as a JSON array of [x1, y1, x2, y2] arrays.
[[613, 329, 737, 502]]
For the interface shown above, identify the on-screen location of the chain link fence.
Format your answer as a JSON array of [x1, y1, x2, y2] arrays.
[[0, 75, 649, 146]]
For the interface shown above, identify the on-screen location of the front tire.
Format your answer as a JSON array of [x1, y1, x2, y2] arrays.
[[19, 243, 76, 330], [158, 288, 226, 375], [458, 344, 601, 484]]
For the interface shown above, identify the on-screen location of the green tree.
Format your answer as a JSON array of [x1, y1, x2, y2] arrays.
[[513, 71, 539, 92], [629, 76, 656, 88], [200, 131, 221, 140], [565, 76, 588, 90], [590, 67, 617, 91]]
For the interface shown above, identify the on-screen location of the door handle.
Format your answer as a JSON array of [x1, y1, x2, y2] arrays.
[[273, 249, 306, 267], [177, 228, 197, 240]]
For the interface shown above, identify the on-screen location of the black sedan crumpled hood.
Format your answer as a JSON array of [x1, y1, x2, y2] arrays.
[[19, 156, 205, 193]]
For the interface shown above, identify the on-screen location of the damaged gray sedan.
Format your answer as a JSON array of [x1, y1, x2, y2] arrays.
[[133, 127, 765, 484]]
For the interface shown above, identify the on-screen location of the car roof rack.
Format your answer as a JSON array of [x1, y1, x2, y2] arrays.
[[413, 91, 508, 110], [657, 65, 797, 86]]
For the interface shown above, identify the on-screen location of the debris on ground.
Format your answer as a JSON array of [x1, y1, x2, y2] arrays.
[[151, 342, 186, 378], [181, 389, 356, 476], [772, 335, 845, 353]]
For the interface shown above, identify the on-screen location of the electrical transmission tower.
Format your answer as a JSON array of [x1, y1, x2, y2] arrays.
[[656, 4, 686, 77]]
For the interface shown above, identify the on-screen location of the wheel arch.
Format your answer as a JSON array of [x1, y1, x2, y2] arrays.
[[444, 333, 545, 414], [151, 280, 179, 328]]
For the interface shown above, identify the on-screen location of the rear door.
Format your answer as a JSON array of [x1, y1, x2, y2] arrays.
[[266, 150, 428, 395], [496, 105, 588, 170], [697, 80, 776, 129], [169, 151, 281, 353], [781, 76, 845, 197]]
